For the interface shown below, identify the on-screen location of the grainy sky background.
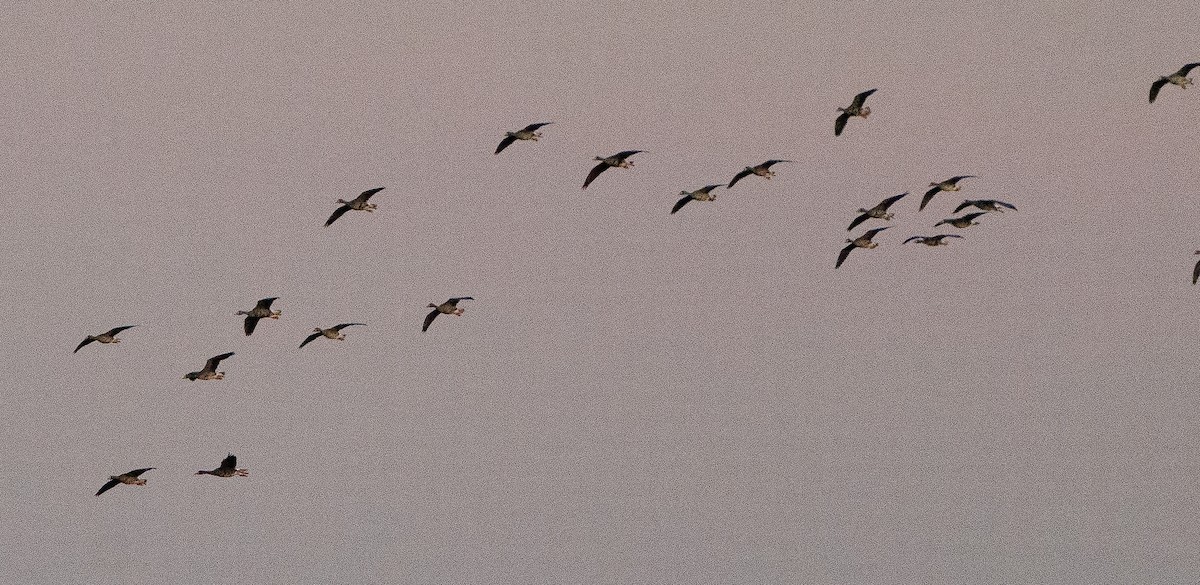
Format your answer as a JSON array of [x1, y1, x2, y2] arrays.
[[2, 1, 1199, 583]]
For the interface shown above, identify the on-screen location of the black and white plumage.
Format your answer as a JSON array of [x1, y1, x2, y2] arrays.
[[196, 453, 249, 478], [95, 467, 154, 496], [847, 192, 908, 231], [423, 297, 474, 332], [300, 323, 366, 348], [953, 199, 1017, 214], [74, 325, 137, 353], [835, 89, 877, 136], [495, 122, 553, 154], [582, 151, 642, 189], [1150, 63, 1200, 103], [836, 226, 891, 269], [726, 160, 793, 189], [671, 184, 724, 214], [920, 176, 976, 211], [236, 297, 281, 336], [903, 234, 964, 246], [325, 187, 384, 227], [184, 352, 235, 381]]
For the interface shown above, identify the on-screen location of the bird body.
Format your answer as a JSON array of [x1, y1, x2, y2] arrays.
[[835, 89, 877, 136], [495, 122, 552, 154], [582, 150, 642, 189], [196, 453, 249, 478], [300, 323, 366, 348], [953, 199, 1017, 214], [920, 175, 976, 211], [726, 160, 793, 189], [671, 184, 724, 214], [836, 226, 890, 268], [236, 297, 281, 336], [184, 352, 234, 381], [325, 187, 384, 227], [95, 467, 154, 496], [1150, 63, 1200, 103], [847, 192, 908, 231], [903, 234, 964, 246], [934, 212, 987, 228], [423, 297, 473, 332], [74, 325, 136, 353]]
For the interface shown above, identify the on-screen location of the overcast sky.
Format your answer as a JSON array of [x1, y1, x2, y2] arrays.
[[2, 1, 1199, 583]]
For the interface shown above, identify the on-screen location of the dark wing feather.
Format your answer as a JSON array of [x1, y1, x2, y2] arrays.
[[243, 316, 260, 336], [324, 204, 351, 227], [919, 186, 940, 211], [1193, 259, 1200, 285], [203, 352, 234, 372], [1149, 78, 1168, 103], [835, 244, 855, 269], [834, 112, 850, 136], [726, 169, 752, 189], [354, 187, 385, 203], [126, 468, 155, 478], [299, 332, 321, 348], [864, 226, 892, 238], [879, 192, 908, 209], [422, 309, 440, 332], [104, 325, 137, 336], [254, 298, 277, 311], [74, 338, 95, 353], [902, 236, 923, 244], [953, 200, 973, 214], [670, 195, 693, 215], [760, 160, 792, 169], [942, 234, 964, 239], [612, 150, 643, 160], [582, 162, 609, 189], [948, 175, 975, 184], [218, 454, 236, 472], [95, 479, 120, 496], [995, 200, 1017, 211], [1177, 62, 1200, 76], [846, 213, 871, 231], [851, 88, 877, 108], [521, 122, 553, 132], [333, 322, 366, 331], [962, 212, 987, 221], [449, 296, 474, 302], [494, 135, 517, 154]]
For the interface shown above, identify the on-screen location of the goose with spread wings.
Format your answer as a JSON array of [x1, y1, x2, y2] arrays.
[[423, 297, 473, 332], [95, 467, 155, 496], [836, 226, 891, 269], [184, 352, 234, 381], [74, 325, 136, 353], [934, 212, 987, 228], [847, 192, 907, 231], [325, 187, 384, 227], [236, 297, 281, 336], [921, 175, 975, 211], [671, 184, 724, 214], [300, 323, 366, 348], [1150, 62, 1200, 103], [835, 89, 877, 136], [726, 160, 792, 189], [495, 122, 553, 154], [582, 151, 642, 189], [953, 199, 1017, 214], [196, 453, 249, 478], [903, 234, 964, 246]]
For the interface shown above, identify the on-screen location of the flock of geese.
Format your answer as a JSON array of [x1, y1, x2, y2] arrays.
[[82, 60, 1198, 497]]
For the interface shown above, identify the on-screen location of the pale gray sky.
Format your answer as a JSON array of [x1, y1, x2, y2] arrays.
[[2, 1, 1199, 583]]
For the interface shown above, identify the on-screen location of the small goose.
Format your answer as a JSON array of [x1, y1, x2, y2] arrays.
[[74, 325, 136, 354], [1193, 251, 1200, 285], [184, 352, 235, 381], [196, 453, 249, 478], [95, 467, 155, 496], [726, 160, 793, 189], [934, 212, 987, 228], [671, 184, 724, 214], [1150, 63, 1200, 103], [953, 199, 1017, 214], [920, 175, 976, 211], [835, 89, 877, 136], [836, 226, 891, 269], [848, 192, 908, 231], [903, 234, 964, 246], [299, 323, 366, 348], [582, 150, 642, 189], [235, 297, 281, 336], [495, 122, 553, 154], [423, 297, 474, 332], [325, 187, 384, 227]]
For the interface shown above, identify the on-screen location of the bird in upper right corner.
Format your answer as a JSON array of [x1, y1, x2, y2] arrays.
[[835, 89, 877, 136], [921, 175, 976, 211], [1150, 63, 1200, 103]]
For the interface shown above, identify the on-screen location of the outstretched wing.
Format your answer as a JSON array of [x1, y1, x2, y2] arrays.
[[1193, 259, 1200, 285], [521, 121, 553, 132], [494, 135, 517, 154], [1176, 62, 1200, 76], [947, 175, 975, 184], [354, 187, 385, 203], [218, 454, 237, 472], [953, 200, 974, 214], [104, 325, 137, 337], [760, 159, 792, 169], [582, 162, 609, 189], [846, 212, 871, 231], [204, 352, 235, 373], [835, 244, 855, 269], [919, 186, 941, 211], [333, 322, 366, 331], [670, 194, 693, 215], [74, 337, 95, 353], [95, 479, 120, 496], [243, 315, 260, 336], [851, 88, 877, 109], [421, 309, 440, 332], [727, 168, 752, 189], [695, 184, 724, 194], [254, 298, 277, 311], [299, 332, 321, 348], [324, 204, 351, 227], [1149, 78, 1169, 103], [962, 212, 987, 221], [902, 236, 924, 244], [448, 296, 474, 302], [994, 200, 1018, 211], [612, 150, 643, 160], [878, 192, 908, 210], [864, 226, 892, 239], [834, 112, 850, 137]]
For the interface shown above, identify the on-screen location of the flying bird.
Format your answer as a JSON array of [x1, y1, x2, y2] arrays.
[[235, 297, 281, 336], [934, 212, 987, 228], [196, 453, 249, 478], [921, 175, 976, 211], [582, 151, 642, 189], [726, 160, 793, 189], [423, 297, 473, 332], [495, 122, 553, 154], [95, 467, 154, 496], [1150, 62, 1200, 103], [183, 352, 234, 381], [74, 325, 136, 353], [903, 234, 964, 246], [847, 192, 908, 231], [953, 199, 1017, 214], [836, 226, 891, 269], [299, 323, 366, 348], [325, 187, 384, 227], [1193, 251, 1200, 285], [671, 184, 724, 214], [835, 89, 877, 136]]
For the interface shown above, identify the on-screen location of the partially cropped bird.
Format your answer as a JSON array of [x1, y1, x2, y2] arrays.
[[1193, 251, 1200, 285], [325, 187, 384, 227], [836, 226, 891, 269], [903, 234, 964, 246], [423, 297, 473, 332], [921, 175, 975, 211], [582, 151, 642, 189], [726, 160, 793, 189], [235, 297, 281, 336], [1150, 63, 1200, 103], [671, 184, 724, 214], [835, 89, 877, 136], [848, 192, 908, 231], [953, 199, 1017, 214], [184, 352, 234, 381], [495, 122, 552, 154], [934, 212, 987, 228], [74, 325, 136, 354], [95, 467, 154, 496], [299, 323, 366, 348], [196, 453, 249, 478]]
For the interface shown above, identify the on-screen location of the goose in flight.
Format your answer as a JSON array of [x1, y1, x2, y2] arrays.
[[495, 122, 552, 154], [299, 323, 366, 348], [920, 175, 975, 211], [847, 192, 908, 231], [1193, 251, 1200, 285], [671, 184, 724, 214], [196, 453, 249, 478], [423, 297, 473, 332], [934, 212, 987, 228], [95, 467, 154, 496], [835, 89, 877, 136], [1150, 63, 1200, 103], [74, 325, 136, 354], [582, 151, 642, 189], [953, 199, 1017, 214], [325, 187, 384, 227], [836, 226, 891, 269], [184, 352, 234, 381], [235, 297, 281, 336], [903, 234, 964, 246], [726, 160, 793, 189]]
